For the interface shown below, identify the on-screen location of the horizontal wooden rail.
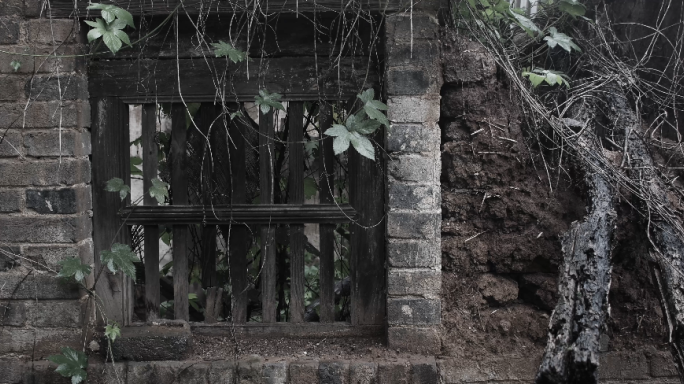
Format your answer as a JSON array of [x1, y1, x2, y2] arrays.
[[120, 204, 357, 225], [190, 322, 384, 339], [49, 0, 407, 17]]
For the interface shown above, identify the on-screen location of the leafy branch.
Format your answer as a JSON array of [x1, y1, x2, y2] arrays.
[[85, 3, 135, 54]]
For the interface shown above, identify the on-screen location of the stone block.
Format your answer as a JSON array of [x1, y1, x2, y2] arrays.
[[0, 76, 27, 101], [0, 46, 79, 74], [388, 182, 439, 211], [209, 360, 237, 384], [25, 300, 81, 327], [0, 244, 20, 271], [387, 155, 439, 183], [412, 358, 439, 384], [25, 130, 91, 157], [0, 274, 79, 299], [0, 101, 85, 129], [651, 352, 679, 377], [386, 41, 440, 69], [22, 245, 79, 271], [237, 355, 263, 384], [437, 357, 539, 383], [109, 320, 192, 361], [598, 351, 650, 380], [0, 0, 24, 16], [349, 362, 376, 384], [385, 14, 439, 43], [24, 361, 72, 384], [0, 189, 21, 212], [319, 361, 349, 384], [289, 361, 318, 383], [26, 75, 88, 101], [0, 301, 26, 326], [442, 32, 498, 85], [387, 97, 440, 124], [0, 328, 80, 358], [386, 123, 439, 153], [0, 215, 91, 243], [263, 361, 287, 384], [26, 187, 90, 214], [387, 212, 440, 239], [388, 327, 441, 355], [387, 240, 440, 268], [377, 360, 410, 384], [127, 362, 154, 384], [0, 158, 91, 186], [0, 130, 22, 157], [388, 298, 441, 325], [0, 18, 19, 44], [388, 269, 441, 298], [87, 362, 127, 384], [27, 19, 78, 45], [0, 358, 26, 384], [387, 69, 433, 96], [175, 362, 210, 384], [24, 0, 42, 17]]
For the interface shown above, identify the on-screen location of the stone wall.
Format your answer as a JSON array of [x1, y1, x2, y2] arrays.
[[384, 12, 443, 355], [0, 0, 92, 369]]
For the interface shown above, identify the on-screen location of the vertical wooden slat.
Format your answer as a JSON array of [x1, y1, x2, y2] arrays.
[[349, 128, 386, 325], [260, 108, 277, 323], [142, 103, 160, 321], [288, 102, 305, 323], [171, 104, 190, 321], [200, 103, 220, 288], [318, 102, 336, 323], [227, 109, 249, 323], [91, 97, 131, 325]]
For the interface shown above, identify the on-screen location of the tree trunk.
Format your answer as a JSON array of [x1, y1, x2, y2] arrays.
[[606, 85, 684, 380], [537, 112, 617, 384]]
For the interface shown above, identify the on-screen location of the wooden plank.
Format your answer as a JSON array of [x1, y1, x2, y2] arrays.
[[260, 109, 277, 323], [120, 204, 357, 224], [318, 103, 336, 323], [227, 113, 249, 323], [91, 97, 131, 325], [204, 287, 224, 324], [288, 102, 305, 323], [49, 0, 405, 18], [349, 129, 385, 325], [88, 57, 378, 101], [110, 15, 378, 60], [199, 103, 221, 288], [191, 322, 384, 339], [171, 104, 190, 322], [142, 103, 161, 321]]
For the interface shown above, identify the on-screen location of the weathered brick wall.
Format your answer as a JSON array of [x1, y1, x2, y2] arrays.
[[0, 0, 91, 370], [384, 13, 443, 354]]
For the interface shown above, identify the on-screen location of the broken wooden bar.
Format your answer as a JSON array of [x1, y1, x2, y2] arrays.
[[171, 104, 190, 322], [260, 108, 277, 323], [318, 103, 336, 323]]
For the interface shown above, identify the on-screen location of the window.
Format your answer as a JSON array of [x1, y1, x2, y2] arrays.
[[89, 48, 386, 336]]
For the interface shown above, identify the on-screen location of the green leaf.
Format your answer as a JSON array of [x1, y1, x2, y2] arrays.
[[357, 88, 375, 103], [558, 0, 586, 17], [87, 3, 135, 28], [544, 27, 581, 53], [100, 243, 137, 279], [303, 177, 318, 199], [48, 347, 88, 384], [102, 30, 123, 54], [254, 89, 285, 114], [352, 118, 381, 135], [510, 11, 540, 36], [188, 293, 202, 312], [332, 135, 351, 155], [149, 178, 169, 205], [349, 132, 375, 160], [105, 322, 121, 342], [9, 60, 20, 72], [212, 40, 247, 63], [363, 105, 389, 127], [161, 231, 172, 247], [57, 257, 92, 282], [130, 156, 143, 176], [324, 124, 350, 137], [105, 177, 130, 201]]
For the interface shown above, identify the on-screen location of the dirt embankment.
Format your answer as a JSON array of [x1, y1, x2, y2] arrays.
[[439, 30, 668, 360]]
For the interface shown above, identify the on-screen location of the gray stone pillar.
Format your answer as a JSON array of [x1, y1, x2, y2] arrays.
[[384, 12, 442, 354]]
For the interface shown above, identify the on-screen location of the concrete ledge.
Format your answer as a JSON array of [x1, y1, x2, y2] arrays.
[[108, 320, 192, 361]]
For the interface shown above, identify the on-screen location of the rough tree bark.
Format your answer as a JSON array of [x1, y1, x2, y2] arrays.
[[536, 109, 617, 384], [606, 85, 684, 380]]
